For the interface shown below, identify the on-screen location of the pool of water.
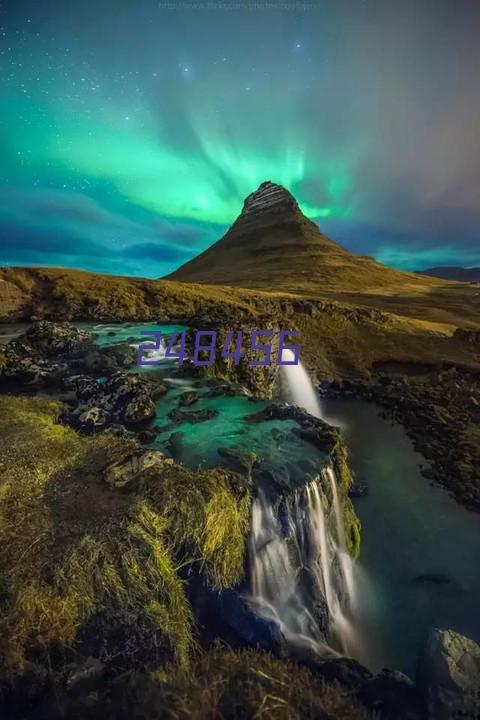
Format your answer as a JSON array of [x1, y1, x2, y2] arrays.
[[323, 397, 480, 676], [85, 322, 329, 489]]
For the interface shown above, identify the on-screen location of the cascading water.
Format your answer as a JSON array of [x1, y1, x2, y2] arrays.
[[249, 469, 362, 658], [131, 337, 167, 363], [280, 349, 324, 419], [247, 349, 367, 661]]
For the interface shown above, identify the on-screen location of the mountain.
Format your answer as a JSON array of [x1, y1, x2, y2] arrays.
[[167, 181, 436, 294], [416, 266, 480, 282]]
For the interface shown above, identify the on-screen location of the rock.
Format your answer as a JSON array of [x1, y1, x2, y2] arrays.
[[149, 379, 168, 400], [179, 390, 199, 406], [104, 449, 173, 488], [106, 342, 137, 368], [167, 431, 183, 456], [137, 428, 159, 444], [349, 477, 369, 498], [63, 374, 99, 400], [76, 406, 111, 434], [307, 656, 373, 690], [0, 339, 67, 387], [83, 349, 121, 375], [412, 573, 452, 586], [169, 408, 219, 425], [454, 328, 480, 345], [104, 372, 148, 398], [217, 447, 257, 477], [26, 321, 94, 356], [357, 669, 422, 720], [417, 628, 480, 719], [123, 395, 156, 424]]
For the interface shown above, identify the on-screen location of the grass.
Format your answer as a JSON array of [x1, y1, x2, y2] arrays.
[[0, 397, 371, 720], [54, 645, 372, 720], [2, 266, 479, 387], [0, 395, 250, 678]]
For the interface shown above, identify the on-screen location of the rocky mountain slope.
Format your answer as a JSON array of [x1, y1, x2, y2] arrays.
[[167, 180, 416, 291], [168, 181, 480, 328]]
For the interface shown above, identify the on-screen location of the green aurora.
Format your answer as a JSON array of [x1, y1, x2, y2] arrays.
[[1, 0, 480, 276]]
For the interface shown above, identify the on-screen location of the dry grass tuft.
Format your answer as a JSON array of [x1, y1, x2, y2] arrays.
[[0, 396, 249, 677]]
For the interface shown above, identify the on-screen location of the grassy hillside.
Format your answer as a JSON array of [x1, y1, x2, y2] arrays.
[[1, 266, 480, 385], [168, 183, 480, 329]]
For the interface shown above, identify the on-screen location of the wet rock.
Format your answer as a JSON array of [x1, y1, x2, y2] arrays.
[[217, 447, 257, 477], [26, 321, 94, 356], [76, 406, 111, 434], [137, 428, 159, 444], [305, 656, 373, 690], [357, 669, 422, 720], [295, 566, 329, 637], [349, 476, 369, 498], [82, 349, 117, 375], [104, 449, 173, 488], [169, 408, 219, 425], [412, 573, 452, 586], [107, 342, 137, 368], [179, 390, 199, 406], [1, 351, 66, 388], [149, 379, 168, 400], [63, 374, 99, 400], [417, 628, 480, 720], [167, 431, 183, 456], [123, 395, 156, 424]]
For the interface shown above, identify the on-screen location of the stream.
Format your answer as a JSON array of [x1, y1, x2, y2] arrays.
[[323, 397, 480, 676], [2, 321, 480, 678]]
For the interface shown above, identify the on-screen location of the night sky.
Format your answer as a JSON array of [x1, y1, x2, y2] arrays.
[[1, 0, 480, 278]]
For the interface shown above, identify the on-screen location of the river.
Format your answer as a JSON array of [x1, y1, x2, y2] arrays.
[[323, 397, 480, 676]]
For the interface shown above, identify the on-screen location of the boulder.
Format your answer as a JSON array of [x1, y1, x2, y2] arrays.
[[26, 321, 94, 356], [169, 408, 219, 425], [104, 449, 173, 488], [123, 395, 156, 424], [179, 390, 199, 406], [137, 428, 159, 444], [83, 349, 121, 375], [76, 406, 111, 434], [357, 669, 422, 720], [0, 339, 67, 387], [417, 628, 480, 719], [63, 374, 99, 400]]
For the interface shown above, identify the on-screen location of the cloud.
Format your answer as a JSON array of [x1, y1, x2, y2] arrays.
[[123, 242, 196, 263]]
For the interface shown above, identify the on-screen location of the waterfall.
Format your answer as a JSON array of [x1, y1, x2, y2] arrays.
[[247, 351, 368, 661], [280, 349, 324, 419], [248, 468, 362, 658]]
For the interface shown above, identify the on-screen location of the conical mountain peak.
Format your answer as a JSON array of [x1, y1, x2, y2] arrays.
[[168, 180, 407, 293], [241, 181, 299, 217]]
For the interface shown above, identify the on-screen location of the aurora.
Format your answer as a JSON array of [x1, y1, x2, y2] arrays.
[[1, 0, 480, 276]]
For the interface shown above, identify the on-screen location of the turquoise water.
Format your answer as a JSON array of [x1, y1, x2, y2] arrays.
[[85, 322, 328, 486], [7, 321, 478, 675], [323, 397, 480, 676]]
